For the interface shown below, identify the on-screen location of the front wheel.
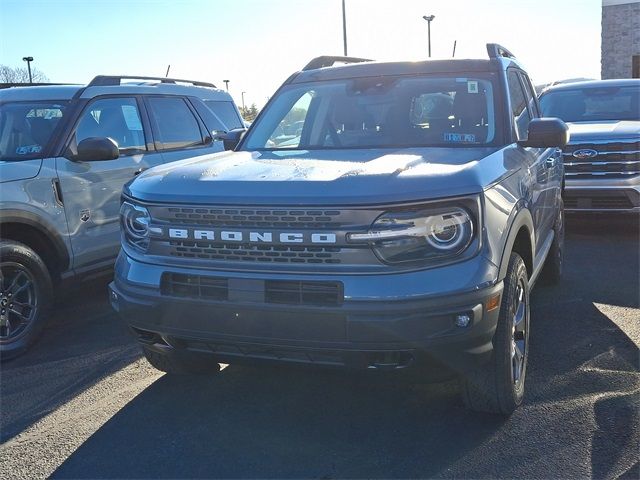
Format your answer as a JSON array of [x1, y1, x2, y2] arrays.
[[0, 241, 53, 360], [462, 252, 530, 415]]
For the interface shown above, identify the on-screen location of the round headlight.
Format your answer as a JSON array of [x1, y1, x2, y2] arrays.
[[425, 212, 471, 251], [120, 202, 151, 251]]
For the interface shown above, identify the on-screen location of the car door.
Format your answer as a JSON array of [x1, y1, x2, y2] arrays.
[[143, 96, 224, 164], [520, 72, 563, 225], [507, 69, 554, 253], [55, 95, 163, 270]]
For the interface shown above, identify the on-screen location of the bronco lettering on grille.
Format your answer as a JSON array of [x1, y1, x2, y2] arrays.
[[167, 228, 337, 244]]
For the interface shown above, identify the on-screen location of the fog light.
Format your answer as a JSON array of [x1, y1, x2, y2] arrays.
[[455, 313, 471, 328]]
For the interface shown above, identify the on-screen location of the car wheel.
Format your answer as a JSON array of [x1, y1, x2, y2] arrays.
[[541, 199, 564, 285], [142, 345, 220, 375], [462, 252, 530, 415], [0, 241, 53, 360]]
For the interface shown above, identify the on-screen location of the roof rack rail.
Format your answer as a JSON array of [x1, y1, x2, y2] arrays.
[[302, 55, 373, 71], [486, 43, 516, 60], [86, 75, 216, 88], [0, 82, 71, 89]]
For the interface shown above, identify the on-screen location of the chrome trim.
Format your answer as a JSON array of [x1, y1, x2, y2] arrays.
[[564, 160, 640, 166], [565, 171, 640, 177], [563, 150, 640, 157]]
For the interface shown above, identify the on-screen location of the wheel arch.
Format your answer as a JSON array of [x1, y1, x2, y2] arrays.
[[0, 212, 71, 279], [498, 209, 535, 280]]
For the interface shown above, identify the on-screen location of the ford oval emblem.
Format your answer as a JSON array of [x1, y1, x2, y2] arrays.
[[573, 149, 598, 159]]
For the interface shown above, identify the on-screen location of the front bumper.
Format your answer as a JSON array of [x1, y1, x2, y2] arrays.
[[564, 177, 640, 213], [110, 252, 502, 377]]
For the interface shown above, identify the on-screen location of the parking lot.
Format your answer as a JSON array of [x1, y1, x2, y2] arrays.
[[1, 217, 638, 479]]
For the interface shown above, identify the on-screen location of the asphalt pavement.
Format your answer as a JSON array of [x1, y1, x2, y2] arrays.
[[1, 217, 638, 479]]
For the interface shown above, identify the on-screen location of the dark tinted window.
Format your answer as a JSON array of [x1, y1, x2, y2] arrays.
[[520, 73, 539, 118], [540, 85, 640, 122], [203, 100, 244, 129], [507, 70, 531, 141], [148, 97, 204, 150], [75, 97, 146, 152], [191, 99, 227, 132], [0, 101, 67, 160]]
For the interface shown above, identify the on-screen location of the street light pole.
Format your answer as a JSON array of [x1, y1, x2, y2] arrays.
[[22, 56, 34, 83], [342, 0, 348, 56], [422, 15, 435, 58], [241, 91, 246, 112], [223, 79, 230, 92]]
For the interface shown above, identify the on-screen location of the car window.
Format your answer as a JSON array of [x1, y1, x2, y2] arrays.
[[519, 73, 539, 118], [507, 70, 531, 141], [148, 97, 204, 150], [74, 97, 146, 152], [204, 100, 247, 130], [540, 85, 640, 122], [190, 99, 227, 133], [0, 101, 67, 161], [243, 74, 498, 151]]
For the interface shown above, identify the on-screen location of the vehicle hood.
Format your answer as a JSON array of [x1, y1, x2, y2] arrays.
[[126, 147, 503, 205], [567, 121, 640, 143]]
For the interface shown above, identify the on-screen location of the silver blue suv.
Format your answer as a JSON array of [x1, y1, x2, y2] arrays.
[[110, 46, 569, 415], [0, 75, 245, 358]]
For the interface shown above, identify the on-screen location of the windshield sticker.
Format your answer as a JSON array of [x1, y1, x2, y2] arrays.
[[467, 81, 479, 94], [16, 145, 42, 155], [444, 133, 476, 143]]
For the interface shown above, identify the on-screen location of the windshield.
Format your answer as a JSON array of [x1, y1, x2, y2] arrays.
[[242, 74, 498, 151], [539, 85, 640, 122], [0, 101, 68, 161]]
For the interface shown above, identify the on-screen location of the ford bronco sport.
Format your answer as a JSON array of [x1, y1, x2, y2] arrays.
[[0, 75, 245, 358], [110, 45, 569, 415]]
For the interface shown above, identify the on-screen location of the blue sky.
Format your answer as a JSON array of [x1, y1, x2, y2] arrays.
[[0, 0, 602, 107]]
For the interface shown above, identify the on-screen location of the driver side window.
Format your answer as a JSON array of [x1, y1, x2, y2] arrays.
[[74, 97, 146, 153]]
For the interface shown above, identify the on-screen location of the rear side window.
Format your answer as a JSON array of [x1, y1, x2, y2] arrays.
[[507, 70, 531, 141], [74, 97, 146, 152], [0, 101, 67, 160], [203, 100, 244, 130], [147, 97, 204, 150]]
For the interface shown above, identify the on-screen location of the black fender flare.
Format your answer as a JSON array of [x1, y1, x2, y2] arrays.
[[498, 207, 535, 280], [0, 210, 71, 272]]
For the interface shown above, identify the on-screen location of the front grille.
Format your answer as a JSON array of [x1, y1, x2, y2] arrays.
[[563, 141, 640, 179], [265, 280, 343, 306], [160, 273, 343, 306], [564, 191, 637, 210], [168, 241, 342, 264], [163, 207, 343, 229]]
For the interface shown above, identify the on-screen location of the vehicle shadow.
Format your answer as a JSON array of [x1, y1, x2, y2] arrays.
[[0, 278, 139, 443]]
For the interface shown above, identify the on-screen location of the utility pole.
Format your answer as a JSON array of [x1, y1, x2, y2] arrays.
[[422, 15, 435, 57], [223, 79, 230, 91], [22, 56, 33, 83], [342, 0, 348, 56], [241, 91, 246, 112]]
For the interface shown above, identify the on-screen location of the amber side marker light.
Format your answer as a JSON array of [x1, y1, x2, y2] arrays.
[[486, 293, 501, 312]]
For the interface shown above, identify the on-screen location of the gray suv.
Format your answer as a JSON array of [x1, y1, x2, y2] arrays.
[[0, 75, 245, 358], [110, 46, 569, 415], [539, 79, 639, 213]]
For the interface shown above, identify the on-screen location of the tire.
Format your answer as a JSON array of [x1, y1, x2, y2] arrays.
[[0, 241, 53, 360], [462, 252, 530, 415], [540, 199, 564, 285], [142, 345, 220, 375]]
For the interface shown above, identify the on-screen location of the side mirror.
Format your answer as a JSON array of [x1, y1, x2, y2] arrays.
[[212, 128, 247, 151], [76, 137, 119, 161], [519, 118, 569, 148]]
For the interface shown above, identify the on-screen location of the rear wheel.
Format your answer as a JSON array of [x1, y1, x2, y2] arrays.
[[462, 252, 530, 415], [142, 345, 220, 375], [0, 241, 53, 360]]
